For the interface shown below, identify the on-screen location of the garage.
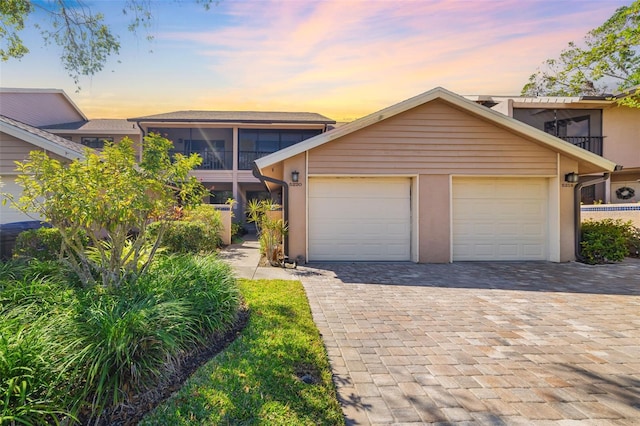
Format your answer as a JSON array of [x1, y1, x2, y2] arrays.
[[308, 177, 411, 261], [452, 177, 549, 261]]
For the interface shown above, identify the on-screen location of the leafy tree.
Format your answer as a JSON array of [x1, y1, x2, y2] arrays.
[[522, 0, 640, 107], [3, 134, 207, 288], [1, 0, 215, 88]]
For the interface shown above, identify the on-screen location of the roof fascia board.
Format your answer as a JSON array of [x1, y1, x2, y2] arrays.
[[46, 129, 137, 135], [256, 88, 443, 168], [128, 118, 333, 125], [1, 122, 85, 160], [256, 87, 616, 173], [58, 91, 88, 121]]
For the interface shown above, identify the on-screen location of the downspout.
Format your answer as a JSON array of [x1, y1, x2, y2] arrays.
[[251, 162, 290, 259], [574, 173, 610, 262]]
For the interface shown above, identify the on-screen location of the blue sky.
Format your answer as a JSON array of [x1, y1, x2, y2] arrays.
[[0, 0, 631, 121]]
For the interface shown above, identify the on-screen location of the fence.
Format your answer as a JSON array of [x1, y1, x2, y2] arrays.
[[581, 204, 640, 229]]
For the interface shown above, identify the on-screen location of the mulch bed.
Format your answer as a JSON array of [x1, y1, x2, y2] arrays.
[[86, 304, 250, 426]]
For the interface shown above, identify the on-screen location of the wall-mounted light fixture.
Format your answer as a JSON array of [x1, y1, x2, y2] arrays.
[[564, 172, 579, 183], [291, 170, 300, 183]]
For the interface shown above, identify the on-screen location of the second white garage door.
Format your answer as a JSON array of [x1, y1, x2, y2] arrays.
[[453, 177, 549, 261], [308, 177, 411, 261]]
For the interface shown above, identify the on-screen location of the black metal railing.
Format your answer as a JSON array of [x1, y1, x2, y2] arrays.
[[559, 136, 604, 156], [174, 150, 233, 170], [238, 150, 276, 170]]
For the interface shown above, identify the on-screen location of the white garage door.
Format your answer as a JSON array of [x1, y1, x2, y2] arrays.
[[453, 177, 548, 261], [309, 177, 411, 261]]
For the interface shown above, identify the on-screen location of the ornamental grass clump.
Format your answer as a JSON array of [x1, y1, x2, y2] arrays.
[[0, 254, 240, 424]]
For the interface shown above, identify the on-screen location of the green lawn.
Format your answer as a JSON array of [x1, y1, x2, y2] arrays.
[[140, 279, 345, 425]]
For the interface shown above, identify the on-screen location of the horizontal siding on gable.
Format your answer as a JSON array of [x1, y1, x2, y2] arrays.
[[0, 134, 37, 173], [309, 100, 557, 175], [1, 132, 69, 174], [0, 92, 83, 127]]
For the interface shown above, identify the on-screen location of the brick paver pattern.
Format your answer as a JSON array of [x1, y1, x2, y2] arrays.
[[291, 260, 640, 425]]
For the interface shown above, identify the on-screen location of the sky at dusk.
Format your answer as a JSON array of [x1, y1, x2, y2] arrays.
[[0, 0, 632, 122]]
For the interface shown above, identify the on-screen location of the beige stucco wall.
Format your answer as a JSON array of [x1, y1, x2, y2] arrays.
[[558, 156, 579, 262], [283, 154, 307, 261], [418, 175, 451, 263], [603, 106, 640, 170]]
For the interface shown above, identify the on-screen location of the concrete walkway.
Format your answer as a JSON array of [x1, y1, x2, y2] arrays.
[[217, 235, 294, 280], [219, 240, 640, 424]]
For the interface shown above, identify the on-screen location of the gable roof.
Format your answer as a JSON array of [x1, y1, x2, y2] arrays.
[[127, 110, 335, 125], [0, 87, 87, 122], [42, 119, 139, 134], [0, 115, 87, 160], [255, 87, 617, 175]]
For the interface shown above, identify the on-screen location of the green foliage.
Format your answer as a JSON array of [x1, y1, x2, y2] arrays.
[[183, 204, 224, 248], [627, 224, 640, 257], [13, 227, 61, 261], [150, 204, 226, 253], [4, 135, 205, 288], [580, 218, 637, 264], [522, 0, 640, 107], [1, 0, 217, 89], [140, 279, 344, 426], [14, 227, 90, 262], [0, 0, 32, 61], [231, 221, 244, 239], [149, 221, 213, 254], [0, 254, 239, 423], [245, 199, 287, 265], [0, 260, 79, 425]]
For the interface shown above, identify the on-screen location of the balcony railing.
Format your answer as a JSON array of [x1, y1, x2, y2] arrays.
[[559, 136, 603, 156], [172, 150, 233, 170], [238, 150, 276, 170]]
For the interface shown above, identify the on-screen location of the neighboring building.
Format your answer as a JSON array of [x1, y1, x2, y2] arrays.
[[254, 87, 616, 263], [0, 87, 87, 127], [0, 88, 138, 223], [0, 115, 87, 223], [43, 119, 141, 151], [127, 111, 335, 215], [0, 87, 141, 151], [465, 93, 640, 204]]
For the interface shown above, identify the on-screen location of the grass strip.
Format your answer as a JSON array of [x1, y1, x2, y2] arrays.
[[140, 279, 345, 425]]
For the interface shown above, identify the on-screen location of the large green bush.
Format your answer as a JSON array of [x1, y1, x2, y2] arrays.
[[13, 227, 62, 261], [14, 228, 90, 262], [580, 218, 637, 264], [0, 254, 240, 424], [149, 205, 224, 253]]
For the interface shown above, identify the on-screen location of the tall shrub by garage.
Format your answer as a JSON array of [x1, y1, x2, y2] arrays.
[[580, 218, 637, 264]]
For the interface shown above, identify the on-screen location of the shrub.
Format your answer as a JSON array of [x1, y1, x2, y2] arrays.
[[580, 218, 636, 264], [628, 225, 640, 257], [149, 205, 223, 253], [231, 221, 244, 239], [14, 228, 63, 261], [183, 204, 223, 248], [149, 221, 211, 253]]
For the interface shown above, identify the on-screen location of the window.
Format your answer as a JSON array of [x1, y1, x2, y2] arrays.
[[237, 129, 322, 169], [81, 137, 114, 149]]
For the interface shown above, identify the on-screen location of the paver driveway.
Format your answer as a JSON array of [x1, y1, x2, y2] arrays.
[[290, 260, 640, 425]]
